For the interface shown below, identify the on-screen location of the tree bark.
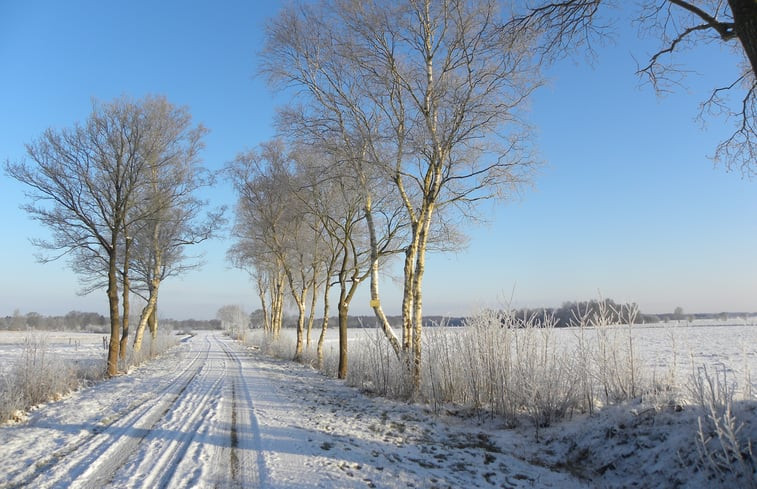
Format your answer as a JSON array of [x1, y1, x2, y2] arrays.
[[288, 265, 308, 361], [728, 0, 757, 75], [106, 247, 121, 377], [133, 281, 159, 353], [148, 306, 158, 357], [337, 299, 349, 379], [119, 236, 132, 363], [294, 299, 306, 361], [306, 280, 318, 348], [316, 281, 331, 369], [364, 195, 402, 357], [401, 231, 419, 352], [410, 206, 435, 391], [272, 273, 284, 339], [149, 306, 158, 339]]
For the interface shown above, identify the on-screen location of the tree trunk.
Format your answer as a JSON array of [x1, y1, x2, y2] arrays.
[[364, 195, 402, 357], [149, 305, 158, 339], [106, 249, 121, 376], [119, 237, 132, 363], [306, 281, 318, 348], [337, 299, 349, 379], [729, 0, 757, 74], [401, 231, 419, 351], [148, 306, 158, 357], [410, 207, 434, 391], [316, 282, 331, 369], [294, 299, 306, 361], [257, 275, 270, 333], [288, 265, 308, 361], [272, 271, 285, 339], [133, 280, 159, 353]]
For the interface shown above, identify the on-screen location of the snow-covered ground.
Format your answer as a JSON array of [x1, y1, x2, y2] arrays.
[[0, 326, 755, 488], [289, 320, 757, 396], [0, 331, 107, 373]]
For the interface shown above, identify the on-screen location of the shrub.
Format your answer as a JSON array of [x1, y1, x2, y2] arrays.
[[0, 335, 81, 424], [691, 365, 757, 488]]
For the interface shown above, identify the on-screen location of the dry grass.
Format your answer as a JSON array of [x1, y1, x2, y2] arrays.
[[0, 330, 179, 425]]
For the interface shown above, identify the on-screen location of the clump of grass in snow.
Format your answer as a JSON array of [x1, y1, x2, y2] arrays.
[[691, 365, 757, 488], [244, 329, 297, 360]]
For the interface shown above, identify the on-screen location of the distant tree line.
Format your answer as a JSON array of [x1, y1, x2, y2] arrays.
[[0, 310, 222, 332], [164, 317, 222, 331], [511, 299, 647, 327], [250, 312, 466, 330], [248, 301, 751, 331], [509, 301, 750, 327], [0, 310, 108, 332]]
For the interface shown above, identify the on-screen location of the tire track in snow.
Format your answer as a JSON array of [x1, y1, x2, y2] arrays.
[[3, 335, 212, 489], [114, 337, 229, 489], [217, 337, 268, 489], [230, 379, 240, 482]]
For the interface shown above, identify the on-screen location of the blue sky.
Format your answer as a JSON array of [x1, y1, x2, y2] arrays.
[[1, 1, 754, 320]]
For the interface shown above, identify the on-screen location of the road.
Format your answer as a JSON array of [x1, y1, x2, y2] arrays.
[[0, 334, 267, 488]]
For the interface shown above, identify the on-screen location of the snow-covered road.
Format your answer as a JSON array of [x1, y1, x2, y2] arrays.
[[0, 332, 586, 488]]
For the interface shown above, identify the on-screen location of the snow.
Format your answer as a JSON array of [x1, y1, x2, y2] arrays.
[[0, 331, 107, 371], [0, 327, 755, 488]]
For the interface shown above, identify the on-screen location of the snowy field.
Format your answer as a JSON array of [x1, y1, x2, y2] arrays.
[[0, 331, 108, 374], [285, 319, 757, 396], [4, 321, 755, 389], [0, 324, 755, 488]]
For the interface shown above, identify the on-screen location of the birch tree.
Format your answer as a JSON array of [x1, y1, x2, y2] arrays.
[[263, 0, 539, 389], [292, 147, 403, 378], [228, 141, 324, 360]]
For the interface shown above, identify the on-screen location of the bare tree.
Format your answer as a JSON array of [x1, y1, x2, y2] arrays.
[[292, 146, 403, 378], [217, 304, 248, 337], [512, 0, 757, 174], [228, 141, 323, 360], [263, 0, 539, 389], [129, 131, 222, 354], [6, 95, 207, 375]]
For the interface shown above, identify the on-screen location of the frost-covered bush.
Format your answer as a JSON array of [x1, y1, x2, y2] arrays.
[[346, 327, 414, 400], [344, 304, 660, 430], [691, 365, 757, 488], [128, 327, 179, 367], [419, 310, 583, 429], [245, 329, 297, 360]]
